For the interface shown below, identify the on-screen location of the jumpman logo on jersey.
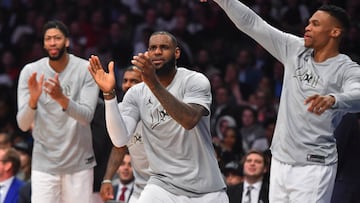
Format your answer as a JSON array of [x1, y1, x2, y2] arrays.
[[146, 97, 153, 106]]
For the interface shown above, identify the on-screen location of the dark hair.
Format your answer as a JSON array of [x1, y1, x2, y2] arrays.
[[14, 141, 33, 157], [42, 20, 70, 39], [150, 31, 178, 47], [2, 148, 21, 175], [125, 65, 138, 72], [318, 4, 350, 31], [242, 105, 258, 121], [223, 161, 243, 177], [0, 131, 11, 144], [123, 147, 130, 155]]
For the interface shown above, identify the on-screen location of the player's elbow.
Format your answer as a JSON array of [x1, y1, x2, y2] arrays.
[[181, 108, 203, 130], [181, 117, 200, 130], [182, 123, 196, 130], [109, 132, 130, 148], [18, 125, 29, 132], [16, 116, 30, 132], [17, 121, 30, 132], [112, 139, 128, 148]]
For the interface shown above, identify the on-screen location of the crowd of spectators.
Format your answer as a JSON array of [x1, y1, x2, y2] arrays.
[[1, 0, 360, 188]]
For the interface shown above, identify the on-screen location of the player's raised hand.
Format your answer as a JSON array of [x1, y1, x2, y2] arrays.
[[88, 55, 116, 93], [131, 51, 160, 88], [28, 72, 44, 109]]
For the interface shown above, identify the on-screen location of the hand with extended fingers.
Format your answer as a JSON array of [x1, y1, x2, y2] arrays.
[[131, 51, 159, 89], [43, 73, 63, 100], [88, 55, 116, 93], [27, 72, 44, 109], [304, 94, 336, 115], [28, 72, 68, 109]]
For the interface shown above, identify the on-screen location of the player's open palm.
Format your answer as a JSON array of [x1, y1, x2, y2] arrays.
[[88, 55, 116, 93], [28, 72, 43, 102]]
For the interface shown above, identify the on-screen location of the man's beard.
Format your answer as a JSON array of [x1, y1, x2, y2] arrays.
[[156, 56, 176, 76], [46, 46, 66, 61]]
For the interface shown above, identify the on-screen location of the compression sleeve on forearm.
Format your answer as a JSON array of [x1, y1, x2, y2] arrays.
[[16, 67, 36, 131], [104, 97, 136, 147], [16, 105, 36, 131]]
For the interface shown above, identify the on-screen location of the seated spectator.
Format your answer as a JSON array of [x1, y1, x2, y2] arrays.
[[240, 106, 269, 154], [0, 132, 12, 149], [214, 115, 237, 144], [227, 150, 269, 203], [253, 89, 278, 125], [13, 141, 32, 182], [211, 86, 235, 137], [223, 161, 244, 186], [220, 127, 243, 165], [0, 148, 25, 203], [112, 151, 135, 203]]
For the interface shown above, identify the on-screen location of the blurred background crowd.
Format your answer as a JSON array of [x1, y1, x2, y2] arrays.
[[1, 0, 360, 188]]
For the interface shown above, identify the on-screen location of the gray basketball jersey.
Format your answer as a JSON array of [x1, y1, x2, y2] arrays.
[[214, 0, 360, 165], [122, 67, 226, 197]]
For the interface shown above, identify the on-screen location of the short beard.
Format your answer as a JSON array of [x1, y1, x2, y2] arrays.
[[156, 56, 176, 76], [46, 46, 66, 61]]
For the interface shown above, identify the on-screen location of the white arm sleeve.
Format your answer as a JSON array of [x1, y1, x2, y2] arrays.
[[16, 66, 35, 131], [16, 105, 36, 131], [104, 98, 137, 147]]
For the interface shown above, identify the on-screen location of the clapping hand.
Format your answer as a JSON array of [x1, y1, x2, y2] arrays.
[[88, 55, 116, 93], [44, 74, 63, 100], [304, 94, 336, 115], [27, 72, 44, 109]]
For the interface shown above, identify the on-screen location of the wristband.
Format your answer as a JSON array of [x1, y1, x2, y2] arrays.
[[101, 179, 112, 184], [103, 89, 116, 96]]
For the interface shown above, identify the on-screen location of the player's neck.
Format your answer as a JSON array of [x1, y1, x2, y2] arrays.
[[158, 68, 177, 87], [312, 48, 339, 63], [312, 40, 340, 63], [245, 176, 262, 185], [49, 53, 69, 73]]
